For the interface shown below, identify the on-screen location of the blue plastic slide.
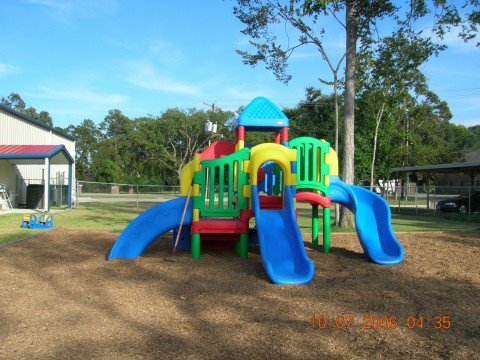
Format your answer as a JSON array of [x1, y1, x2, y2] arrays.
[[251, 185, 314, 285], [108, 197, 192, 260], [329, 176, 404, 265]]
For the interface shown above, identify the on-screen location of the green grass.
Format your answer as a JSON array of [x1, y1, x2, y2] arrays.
[[295, 206, 480, 233], [0, 202, 146, 245], [0, 201, 478, 246]]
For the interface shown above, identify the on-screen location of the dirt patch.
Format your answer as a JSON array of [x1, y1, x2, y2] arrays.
[[0, 229, 478, 359]]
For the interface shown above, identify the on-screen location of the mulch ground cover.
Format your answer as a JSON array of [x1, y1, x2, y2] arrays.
[[0, 228, 478, 359]]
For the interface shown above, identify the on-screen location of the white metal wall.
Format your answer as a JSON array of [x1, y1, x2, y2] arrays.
[[0, 107, 76, 203], [0, 159, 15, 191]]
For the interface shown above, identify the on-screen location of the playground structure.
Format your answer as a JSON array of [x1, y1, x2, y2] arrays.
[[21, 213, 54, 229], [109, 97, 404, 285]]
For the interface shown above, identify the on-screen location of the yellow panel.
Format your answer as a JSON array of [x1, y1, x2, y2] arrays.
[[180, 155, 201, 196], [193, 155, 201, 172], [193, 209, 199, 221], [235, 140, 245, 151], [248, 143, 296, 185], [325, 147, 339, 176], [180, 160, 194, 196], [242, 184, 251, 198], [192, 184, 200, 197], [324, 175, 330, 186], [289, 174, 297, 186], [242, 160, 250, 172]]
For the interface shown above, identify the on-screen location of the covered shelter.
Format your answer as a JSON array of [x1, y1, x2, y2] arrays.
[[0, 145, 74, 211], [391, 161, 480, 185], [391, 162, 480, 209]]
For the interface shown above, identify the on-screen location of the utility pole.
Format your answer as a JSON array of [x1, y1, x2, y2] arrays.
[[203, 101, 216, 113], [203, 101, 219, 200]]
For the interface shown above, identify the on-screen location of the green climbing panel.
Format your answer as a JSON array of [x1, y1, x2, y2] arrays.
[[272, 163, 284, 195], [193, 148, 250, 218], [290, 137, 330, 196]]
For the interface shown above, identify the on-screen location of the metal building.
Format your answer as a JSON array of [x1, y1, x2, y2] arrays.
[[0, 103, 75, 211]]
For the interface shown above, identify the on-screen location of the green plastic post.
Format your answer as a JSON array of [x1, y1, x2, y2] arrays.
[[192, 233, 201, 259], [312, 205, 319, 247], [239, 233, 248, 259], [322, 207, 331, 253]]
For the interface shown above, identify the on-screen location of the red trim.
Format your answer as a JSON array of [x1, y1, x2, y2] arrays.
[[192, 219, 249, 234], [198, 140, 235, 160], [259, 195, 283, 209], [296, 192, 331, 208], [239, 209, 254, 221]]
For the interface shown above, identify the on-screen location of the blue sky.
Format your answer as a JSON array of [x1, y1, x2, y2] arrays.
[[0, 0, 479, 128]]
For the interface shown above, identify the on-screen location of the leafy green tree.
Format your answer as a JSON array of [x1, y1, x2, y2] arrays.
[[357, 29, 442, 189], [67, 119, 102, 180], [468, 125, 480, 150], [1, 92, 53, 126], [24, 107, 53, 126], [231, 0, 479, 227], [1, 93, 26, 111]]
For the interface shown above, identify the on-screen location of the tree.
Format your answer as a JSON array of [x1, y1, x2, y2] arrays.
[[232, 0, 395, 227], [358, 30, 442, 190], [158, 109, 229, 179], [24, 107, 53, 126], [286, 87, 337, 142], [232, 0, 480, 227], [67, 119, 102, 180], [1, 93, 26, 111], [233, 0, 347, 158], [1, 92, 53, 126]]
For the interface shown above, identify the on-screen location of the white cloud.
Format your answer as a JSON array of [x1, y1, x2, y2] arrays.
[[124, 62, 202, 96], [289, 50, 317, 60], [224, 85, 275, 101], [236, 37, 250, 48], [0, 63, 19, 76], [435, 29, 479, 53], [32, 85, 128, 106], [24, 0, 118, 20], [148, 40, 186, 68]]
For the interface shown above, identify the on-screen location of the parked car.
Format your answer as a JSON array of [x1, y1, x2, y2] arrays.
[[436, 191, 480, 214]]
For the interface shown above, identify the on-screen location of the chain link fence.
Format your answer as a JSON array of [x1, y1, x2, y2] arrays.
[[76, 180, 181, 213], [361, 183, 480, 222], [75, 180, 479, 222]]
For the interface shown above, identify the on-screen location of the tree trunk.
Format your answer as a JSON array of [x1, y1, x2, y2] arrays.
[[340, 0, 357, 228], [370, 101, 386, 191], [333, 74, 341, 226], [333, 75, 339, 153]]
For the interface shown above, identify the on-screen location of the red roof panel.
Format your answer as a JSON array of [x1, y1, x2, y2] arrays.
[[0, 145, 59, 156]]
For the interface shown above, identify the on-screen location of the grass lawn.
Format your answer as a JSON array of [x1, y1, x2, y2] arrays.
[[0, 200, 478, 246]]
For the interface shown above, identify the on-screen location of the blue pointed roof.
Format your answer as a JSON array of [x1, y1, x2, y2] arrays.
[[235, 97, 289, 131]]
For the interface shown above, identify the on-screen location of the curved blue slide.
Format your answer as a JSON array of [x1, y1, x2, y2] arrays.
[[251, 185, 314, 285], [330, 176, 404, 265], [108, 197, 192, 260]]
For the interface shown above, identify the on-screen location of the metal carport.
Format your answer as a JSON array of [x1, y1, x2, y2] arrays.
[[0, 145, 74, 211]]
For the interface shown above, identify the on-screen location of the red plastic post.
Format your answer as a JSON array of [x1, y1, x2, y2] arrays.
[[274, 131, 281, 144], [281, 127, 289, 143], [237, 126, 245, 141]]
